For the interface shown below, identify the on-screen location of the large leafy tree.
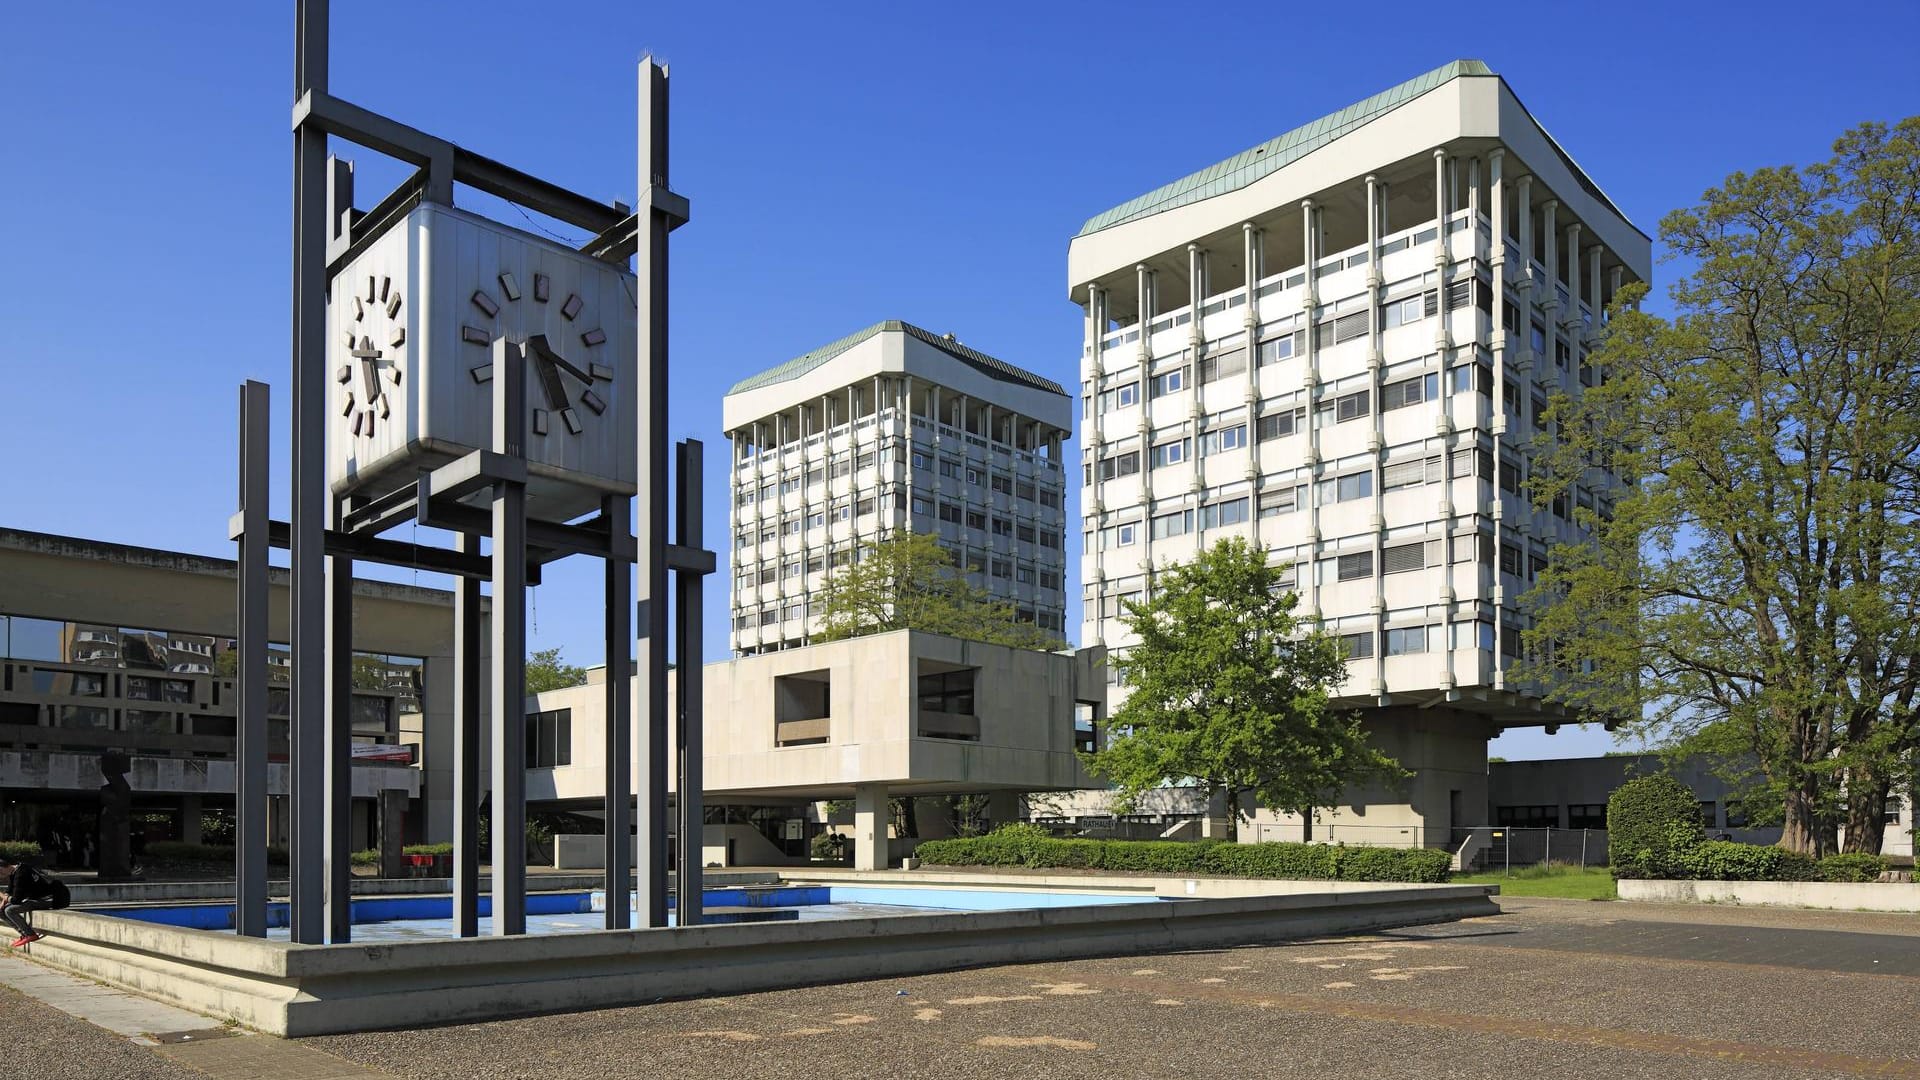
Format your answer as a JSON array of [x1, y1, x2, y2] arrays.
[[1084, 537, 1403, 840], [1524, 118, 1920, 855], [814, 530, 1061, 650], [526, 647, 588, 694]]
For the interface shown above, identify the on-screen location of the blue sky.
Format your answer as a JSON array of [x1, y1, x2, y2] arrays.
[[2, 1, 1915, 760]]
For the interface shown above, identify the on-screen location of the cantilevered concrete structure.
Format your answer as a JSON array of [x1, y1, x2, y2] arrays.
[[1070, 60, 1652, 848], [723, 322, 1073, 654]]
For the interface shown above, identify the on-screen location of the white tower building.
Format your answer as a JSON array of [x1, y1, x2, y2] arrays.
[[1069, 61, 1652, 845], [724, 321, 1072, 656]]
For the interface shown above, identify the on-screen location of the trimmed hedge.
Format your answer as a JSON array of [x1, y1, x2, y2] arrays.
[[1678, 840, 1816, 882], [0, 841, 43, 861], [913, 824, 1452, 883], [145, 841, 290, 865], [351, 849, 380, 868], [1816, 852, 1890, 883], [1607, 775, 1702, 878], [403, 843, 454, 857]]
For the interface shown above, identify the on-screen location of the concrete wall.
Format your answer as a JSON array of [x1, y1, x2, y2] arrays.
[[0, 750, 417, 799], [1617, 878, 1920, 913], [29, 881, 1496, 1036]]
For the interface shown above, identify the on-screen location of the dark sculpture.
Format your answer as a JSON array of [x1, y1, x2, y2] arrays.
[[97, 749, 133, 881]]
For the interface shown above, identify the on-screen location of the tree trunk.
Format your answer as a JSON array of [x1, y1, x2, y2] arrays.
[[1300, 806, 1312, 843], [1780, 782, 1822, 855], [1842, 771, 1889, 855]]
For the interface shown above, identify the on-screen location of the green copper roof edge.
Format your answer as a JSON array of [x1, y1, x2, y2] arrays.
[[726, 320, 1067, 398], [1075, 59, 1495, 238]]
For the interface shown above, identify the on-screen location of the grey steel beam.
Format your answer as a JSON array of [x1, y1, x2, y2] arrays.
[[263, 520, 491, 579], [673, 439, 705, 927], [489, 338, 528, 936], [233, 381, 270, 938], [288, 0, 330, 947], [635, 56, 674, 930], [323, 544, 354, 942], [603, 494, 633, 929], [293, 90, 625, 234], [452, 531, 482, 938]]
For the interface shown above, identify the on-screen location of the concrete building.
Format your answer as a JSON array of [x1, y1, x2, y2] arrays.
[[0, 529, 438, 862], [527, 630, 1106, 870], [1068, 60, 1651, 848], [722, 321, 1073, 654]]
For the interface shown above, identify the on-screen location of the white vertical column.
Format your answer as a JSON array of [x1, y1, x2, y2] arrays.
[[1486, 150, 1508, 689], [1186, 244, 1207, 557], [1135, 265, 1155, 582], [1084, 288, 1104, 646], [1242, 222, 1261, 545], [1300, 198, 1320, 622]]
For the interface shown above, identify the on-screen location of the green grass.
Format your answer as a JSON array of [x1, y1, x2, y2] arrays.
[[1453, 863, 1617, 900]]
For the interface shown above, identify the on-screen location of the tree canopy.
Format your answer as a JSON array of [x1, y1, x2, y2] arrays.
[[1083, 537, 1404, 840], [1523, 118, 1920, 855], [526, 647, 588, 695], [813, 530, 1062, 650]]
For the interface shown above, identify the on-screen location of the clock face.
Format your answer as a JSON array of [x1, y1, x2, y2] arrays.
[[337, 273, 406, 440], [462, 272, 615, 440]]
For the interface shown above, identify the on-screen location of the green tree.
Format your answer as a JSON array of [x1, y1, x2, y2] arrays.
[[1523, 118, 1920, 855], [814, 530, 1062, 650], [526, 647, 588, 694], [1084, 538, 1404, 841]]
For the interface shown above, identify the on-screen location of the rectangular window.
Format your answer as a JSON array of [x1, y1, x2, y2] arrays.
[[1098, 450, 1141, 480], [1316, 310, 1370, 347], [1500, 544, 1523, 576], [1151, 509, 1193, 539], [1258, 486, 1303, 518], [939, 457, 964, 479], [1039, 488, 1061, 509], [965, 509, 986, 529], [1257, 408, 1304, 441], [991, 517, 1012, 537], [1382, 542, 1428, 574], [1199, 498, 1249, 529], [1337, 551, 1374, 581], [1339, 631, 1375, 659], [1449, 362, 1493, 397], [1151, 369, 1185, 397], [1567, 804, 1607, 830], [856, 497, 875, 517], [1383, 373, 1439, 411], [912, 451, 930, 471], [1257, 331, 1303, 365], [1382, 456, 1442, 490], [526, 708, 572, 768], [1496, 805, 1558, 828], [1015, 481, 1036, 502], [1200, 425, 1247, 455], [1317, 389, 1371, 424], [911, 495, 933, 517], [938, 502, 963, 524], [1385, 626, 1427, 656], [1198, 347, 1247, 382], [1039, 571, 1061, 590], [992, 559, 1012, 579], [1038, 529, 1062, 550], [1151, 440, 1188, 468], [990, 474, 1012, 495], [1017, 523, 1036, 544], [1381, 290, 1438, 328], [1317, 471, 1373, 503]]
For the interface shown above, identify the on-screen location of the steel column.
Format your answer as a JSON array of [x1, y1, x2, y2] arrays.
[[288, 0, 331, 947], [489, 338, 528, 936], [452, 530, 483, 938], [636, 58, 672, 928], [323, 546, 354, 942], [233, 381, 270, 938], [604, 494, 634, 928], [673, 440, 705, 926]]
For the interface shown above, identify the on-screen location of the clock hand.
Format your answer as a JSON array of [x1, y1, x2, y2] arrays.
[[351, 337, 383, 401], [530, 349, 569, 413], [527, 334, 592, 385]]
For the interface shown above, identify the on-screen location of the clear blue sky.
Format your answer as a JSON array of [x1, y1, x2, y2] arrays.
[[2, 1, 1915, 761]]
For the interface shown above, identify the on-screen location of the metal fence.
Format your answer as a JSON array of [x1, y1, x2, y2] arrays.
[[1451, 827, 1610, 872]]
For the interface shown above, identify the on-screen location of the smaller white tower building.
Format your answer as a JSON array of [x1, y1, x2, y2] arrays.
[[723, 321, 1073, 656]]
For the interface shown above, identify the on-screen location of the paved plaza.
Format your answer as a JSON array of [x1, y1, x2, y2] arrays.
[[3, 897, 1918, 1079]]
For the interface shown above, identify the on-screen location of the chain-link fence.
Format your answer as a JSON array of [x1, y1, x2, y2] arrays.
[[1450, 826, 1608, 873]]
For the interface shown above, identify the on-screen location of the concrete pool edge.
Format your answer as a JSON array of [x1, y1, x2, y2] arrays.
[[24, 882, 1499, 1036]]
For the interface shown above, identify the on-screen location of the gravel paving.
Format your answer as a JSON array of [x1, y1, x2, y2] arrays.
[[0, 984, 205, 1080]]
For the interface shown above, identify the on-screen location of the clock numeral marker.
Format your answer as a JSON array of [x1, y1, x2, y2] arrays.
[[532, 409, 549, 437], [379, 397, 391, 420], [580, 328, 606, 347], [335, 365, 352, 385], [390, 366, 403, 385], [366, 275, 377, 303], [353, 297, 365, 322], [498, 272, 521, 301], [589, 363, 614, 382], [344, 329, 357, 348], [561, 408, 582, 434], [386, 291, 403, 319], [560, 293, 583, 321], [380, 276, 391, 302], [364, 411, 376, 438], [533, 273, 550, 302], [470, 364, 493, 384], [462, 325, 491, 345], [471, 290, 499, 318], [389, 326, 406, 348], [581, 389, 606, 416], [351, 412, 363, 437], [341, 392, 355, 417]]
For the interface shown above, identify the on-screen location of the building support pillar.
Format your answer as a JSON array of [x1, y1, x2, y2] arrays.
[[488, 338, 529, 937], [323, 546, 354, 942], [232, 380, 270, 938], [853, 783, 888, 871], [451, 531, 482, 937]]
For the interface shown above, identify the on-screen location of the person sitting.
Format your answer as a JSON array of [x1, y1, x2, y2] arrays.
[[0, 856, 71, 946]]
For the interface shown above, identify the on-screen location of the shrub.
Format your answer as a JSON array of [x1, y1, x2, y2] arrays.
[[145, 842, 290, 865], [1679, 840, 1816, 882], [350, 849, 379, 868], [1607, 775, 1703, 878], [1817, 852, 1889, 883], [0, 841, 42, 861], [402, 843, 454, 857], [914, 825, 1452, 883]]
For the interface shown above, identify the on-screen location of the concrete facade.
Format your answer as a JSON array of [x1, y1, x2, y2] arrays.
[[525, 630, 1108, 870], [1068, 60, 1652, 847], [722, 322, 1074, 654]]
